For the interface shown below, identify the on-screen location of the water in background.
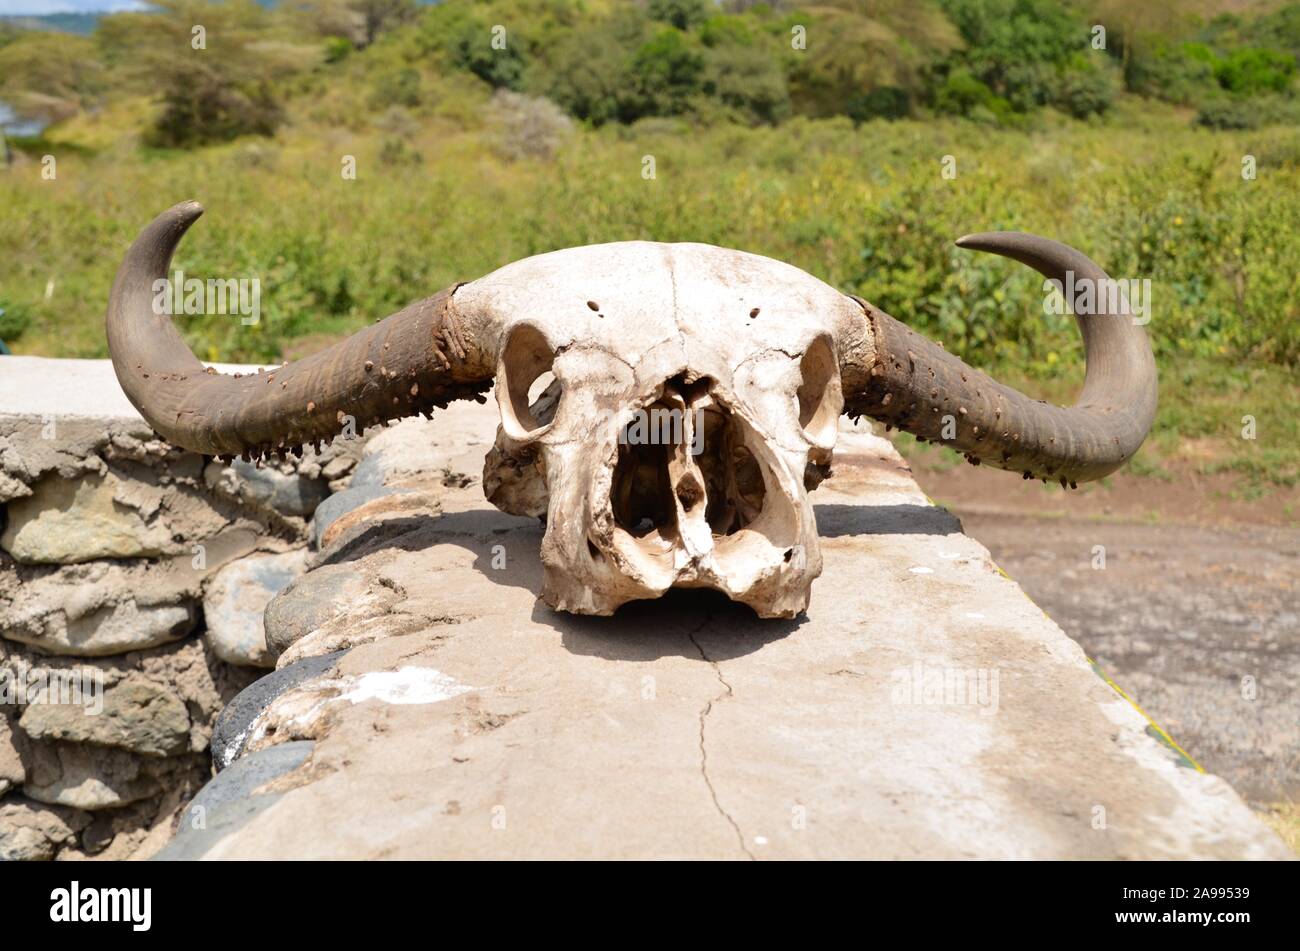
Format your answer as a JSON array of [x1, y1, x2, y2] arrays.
[[0, 100, 47, 138]]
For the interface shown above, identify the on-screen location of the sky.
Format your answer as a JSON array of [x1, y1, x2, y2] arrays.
[[0, 1, 147, 14]]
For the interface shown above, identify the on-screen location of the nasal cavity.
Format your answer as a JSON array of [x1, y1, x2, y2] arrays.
[[612, 410, 676, 540], [611, 378, 766, 543]]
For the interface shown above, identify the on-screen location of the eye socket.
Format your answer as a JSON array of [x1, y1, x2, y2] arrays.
[[795, 335, 841, 448], [498, 324, 559, 440]]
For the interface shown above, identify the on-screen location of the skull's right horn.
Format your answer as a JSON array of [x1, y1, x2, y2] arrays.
[[842, 233, 1157, 485], [106, 202, 496, 459]]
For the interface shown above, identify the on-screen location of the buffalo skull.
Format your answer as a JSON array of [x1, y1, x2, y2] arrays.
[[107, 202, 1156, 618]]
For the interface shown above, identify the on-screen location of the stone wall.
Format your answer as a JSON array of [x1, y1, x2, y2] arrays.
[[0, 358, 366, 859]]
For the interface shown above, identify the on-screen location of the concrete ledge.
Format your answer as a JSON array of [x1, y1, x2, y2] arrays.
[[0, 356, 271, 420], [173, 403, 1290, 860]]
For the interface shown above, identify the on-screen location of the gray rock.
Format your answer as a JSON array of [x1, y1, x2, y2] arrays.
[[0, 472, 173, 564], [358, 417, 480, 487], [0, 527, 291, 659], [346, 452, 387, 489], [0, 797, 89, 861], [20, 678, 190, 757], [264, 562, 398, 657], [0, 710, 26, 795], [22, 743, 161, 811], [308, 483, 410, 549], [229, 458, 329, 517], [0, 585, 198, 656], [153, 742, 314, 860], [203, 550, 307, 668], [211, 651, 347, 770]]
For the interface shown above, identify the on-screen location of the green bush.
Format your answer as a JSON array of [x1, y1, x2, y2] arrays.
[[630, 28, 706, 118], [1248, 3, 1300, 60], [1125, 41, 1219, 105], [933, 69, 997, 114], [937, 0, 1088, 112], [430, 7, 526, 90], [369, 66, 423, 109], [533, 12, 647, 125], [323, 36, 353, 64], [1053, 54, 1119, 119], [0, 301, 33, 344], [703, 41, 790, 125], [848, 86, 911, 122], [1195, 94, 1300, 129], [647, 0, 711, 32], [1213, 46, 1296, 95]]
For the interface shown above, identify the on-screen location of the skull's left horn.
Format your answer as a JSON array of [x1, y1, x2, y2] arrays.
[[106, 202, 495, 458], [842, 232, 1157, 485]]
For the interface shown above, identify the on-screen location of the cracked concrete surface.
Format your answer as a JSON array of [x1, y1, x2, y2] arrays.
[[686, 619, 753, 860], [176, 403, 1289, 860]]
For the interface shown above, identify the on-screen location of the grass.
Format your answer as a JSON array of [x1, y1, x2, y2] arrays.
[[1260, 801, 1300, 855], [1, 87, 1297, 490]]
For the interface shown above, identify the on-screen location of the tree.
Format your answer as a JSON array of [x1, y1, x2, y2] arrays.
[[1086, 0, 1193, 79], [787, 0, 962, 119], [934, 0, 1118, 117], [0, 32, 105, 126], [704, 36, 792, 124], [352, 0, 419, 48], [631, 27, 707, 116], [534, 13, 647, 124], [98, 0, 315, 147], [284, 0, 417, 49], [647, 0, 712, 31]]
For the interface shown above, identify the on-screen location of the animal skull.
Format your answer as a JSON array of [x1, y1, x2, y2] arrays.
[[107, 203, 1157, 618], [469, 242, 851, 616]]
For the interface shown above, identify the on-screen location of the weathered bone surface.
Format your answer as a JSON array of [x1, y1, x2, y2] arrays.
[[106, 202, 1157, 617], [465, 242, 856, 617]]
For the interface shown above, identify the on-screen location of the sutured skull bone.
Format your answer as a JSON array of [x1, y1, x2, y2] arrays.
[[472, 241, 850, 616], [106, 202, 1157, 618]]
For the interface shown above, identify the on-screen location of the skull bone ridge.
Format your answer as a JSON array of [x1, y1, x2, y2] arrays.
[[461, 242, 861, 619]]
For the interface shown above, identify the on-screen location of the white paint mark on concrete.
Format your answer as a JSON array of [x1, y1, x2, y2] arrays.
[[909, 566, 934, 575], [339, 667, 473, 706]]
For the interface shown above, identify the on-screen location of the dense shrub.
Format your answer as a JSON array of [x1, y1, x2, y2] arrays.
[[703, 40, 791, 124], [647, 0, 711, 31], [847, 86, 911, 122], [425, 5, 526, 90], [532, 12, 648, 125], [1195, 94, 1300, 129], [0, 301, 33, 345], [1125, 41, 1219, 105], [1213, 46, 1296, 95], [930, 0, 1102, 116], [1054, 54, 1120, 118], [630, 28, 706, 117]]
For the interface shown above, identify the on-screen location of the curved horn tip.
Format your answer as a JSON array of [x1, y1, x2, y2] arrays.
[[954, 231, 1019, 250], [170, 199, 205, 223]]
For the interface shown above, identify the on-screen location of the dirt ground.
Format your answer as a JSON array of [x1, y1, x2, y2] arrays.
[[902, 453, 1299, 847]]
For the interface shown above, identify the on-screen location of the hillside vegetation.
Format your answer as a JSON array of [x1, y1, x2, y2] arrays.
[[0, 0, 1297, 494]]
